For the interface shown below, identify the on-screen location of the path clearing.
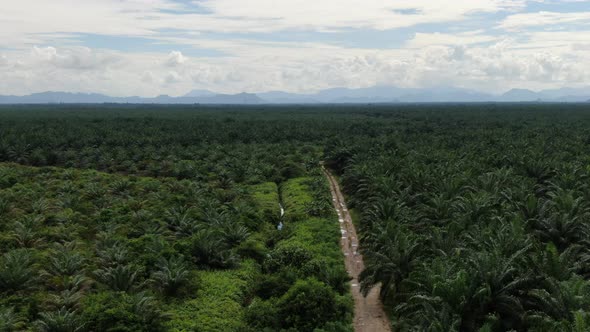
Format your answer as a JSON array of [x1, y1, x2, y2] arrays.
[[322, 167, 392, 332]]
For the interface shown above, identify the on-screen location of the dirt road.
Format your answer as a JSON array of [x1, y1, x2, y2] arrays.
[[322, 167, 392, 332]]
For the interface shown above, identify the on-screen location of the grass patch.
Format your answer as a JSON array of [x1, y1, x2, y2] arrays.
[[282, 217, 343, 267], [249, 182, 279, 218], [247, 175, 353, 331], [281, 177, 313, 220], [166, 260, 259, 332]]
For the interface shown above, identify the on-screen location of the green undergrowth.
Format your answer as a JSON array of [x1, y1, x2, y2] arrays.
[[166, 260, 259, 332], [246, 175, 353, 332], [249, 182, 280, 219], [280, 217, 344, 273], [281, 177, 314, 220], [0, 162, 351, 331]]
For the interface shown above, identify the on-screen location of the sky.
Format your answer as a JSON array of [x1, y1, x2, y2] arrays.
[[1, 0, 590, 97]]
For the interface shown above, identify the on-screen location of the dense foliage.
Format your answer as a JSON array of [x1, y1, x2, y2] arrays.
[[0, 105, 354, 331], [3, 103, 590, 331], [325, 104, 590, 331]]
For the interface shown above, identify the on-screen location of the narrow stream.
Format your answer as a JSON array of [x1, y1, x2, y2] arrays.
[[277, 183, 285, 230], [277, 203, 285, 230]]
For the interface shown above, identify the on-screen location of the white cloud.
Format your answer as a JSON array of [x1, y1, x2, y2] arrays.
[[1, 39, 589, 97], [500, 11, 590, 30], [406, 31, 498, 48], [165, 71, 183, 84], [141, 71, 156, 83], [520, 30, 590, 49], [0, 0, 527, 49], [0, 0, 589, 96], [165, 51, 187, 67], [195, 0, 526, 31], [572, 43, 590, 50], [31, 46, 122, 70]]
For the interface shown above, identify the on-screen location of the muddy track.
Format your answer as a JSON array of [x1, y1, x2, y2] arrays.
[[322, 167, 392, 332]]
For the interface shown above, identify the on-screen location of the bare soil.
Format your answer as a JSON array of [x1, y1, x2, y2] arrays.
[[322, 167, 392, 332]]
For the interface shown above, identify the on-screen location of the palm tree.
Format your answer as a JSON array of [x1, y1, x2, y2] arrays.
[[392, 257, 465, 331], [522, 159, 556, 185], [31, 198, 53, 215], [165, 206, 201, 238], [531, 243, 579, 281], [453, 191, 496, 225], [360, 223, 422, 302], [422, 194, 454, 226], [51, 222, 86, 243], [110, 179, 133, 195], [362, 196, 408, 232], [399, 300, 461, 332], [133, 219, 167, 237], [0, 306, 24, 332], [190, 229, 237, 269], [7, 143, 31, 164], [150, 256, 190, 296], [513, 193, 541, 223], [324, 139, 355, 174], [426, 227, 463, 257], [95, 238, 129, 268], [0, 249, 38, 292], [0, 198, 10, 217], [534, 212, 590, 252], [472, 169, 513, 196], [218, 221, 250, 247], [0, 139, 8, 162], [82, 183, 106, 200], [94, 264, 142, 292], [44, 242, 86, 277], [48, 289, 84, 310], [434, 175, 466, 200], [459, 246, 538, 331], [9, 215, 44, 248], [216, 173, 234, 190], [35, 307, 85, 332], [525, 276, 590, 329], [64, 274, 89, 291], [129, 292, 169, 327], [395, 234, 539, 331], [226, 200, 257, 221]]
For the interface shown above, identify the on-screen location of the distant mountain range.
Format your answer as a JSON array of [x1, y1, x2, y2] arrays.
[[1, 86, 589, 104], [257, 86, 590, 103], [0, 91, 264, 105]]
